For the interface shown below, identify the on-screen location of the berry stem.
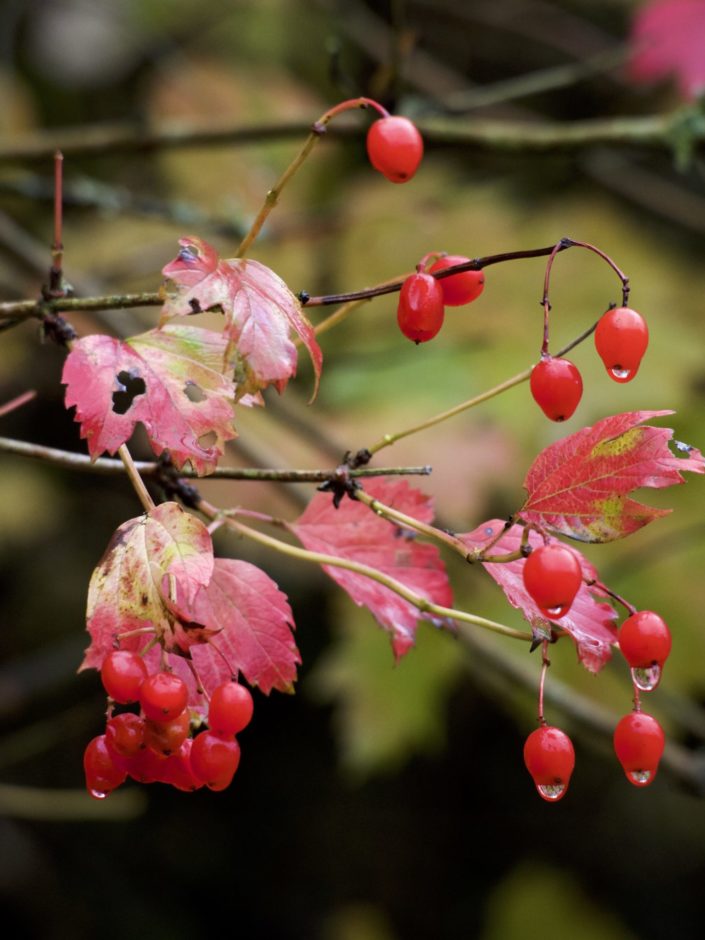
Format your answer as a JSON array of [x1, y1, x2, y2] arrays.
[[537, 640, 551, 725], [195, 497, 533, 642], [586, 578, 637, 616], [47, 150, 65, 298], [235, 98, 389, 259], [539, 239, 566, 355], [364, 320, 598, 457]]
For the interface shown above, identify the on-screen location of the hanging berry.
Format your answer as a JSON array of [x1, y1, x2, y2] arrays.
[[366, 116, 424, 183], [397, 272, 445, 343], [594, 306, 649, 382], [613, 711, 665, 786], [530, 356, 583, 421], [522, 543, 583, 619], [523, 725, 576, 801], [428, 255, 485, 305]]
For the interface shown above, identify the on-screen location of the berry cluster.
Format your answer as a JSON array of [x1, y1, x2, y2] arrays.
[[530, 305, 649, 422], [520, 546, 672, 799], [84, 650, 253, 798], [397, 255, 485, 343]]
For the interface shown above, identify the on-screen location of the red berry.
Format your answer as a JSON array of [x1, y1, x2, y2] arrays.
[[428, 255, 485, 306], [522, 543, 583, 620], [84, 735, 128, 799], [366, 116, 423, 183], [101, 650, 148, 704], [530, 356, 583, 422], [144, 711, 191, 757], [139, 672, 188, 722], [613, 711, 665, 786], [397, 272, 445, 343], [594, 306, 649, 382], [523, 725, 575, 802], [190, 731, 241, 791], [161, 739, 203, 792], [105, 712, 145, 758], [619, 610, 672, 691], [209, 682, 254, 737]]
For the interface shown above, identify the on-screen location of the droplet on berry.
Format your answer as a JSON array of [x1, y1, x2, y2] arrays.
[[366, 116, 423, 183], [523, 725, 575, 802], [84, 734, 128, 799], [530, 356, 583, 422], [631, 664, 662, 692], [397, 272, 445, 343], [619, 610, 671, 693], [522, 543, 583, 620], [613, 711, 665, 786], [594, 306, 649, 383], [428, 255, 485, 306]]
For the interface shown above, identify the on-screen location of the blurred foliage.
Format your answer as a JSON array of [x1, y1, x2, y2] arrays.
[[1, 0, 705, 938]]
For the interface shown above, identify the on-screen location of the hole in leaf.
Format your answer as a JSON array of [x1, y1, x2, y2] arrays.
[[112, 371, 146, 415], [184, 381, 206, 403], [198, 431, 217, 450]]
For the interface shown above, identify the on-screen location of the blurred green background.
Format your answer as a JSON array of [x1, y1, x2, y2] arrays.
[[1, 1, 705, 937]]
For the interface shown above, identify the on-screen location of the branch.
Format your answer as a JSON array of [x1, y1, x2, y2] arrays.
[[0, 109, 700, 166], [0, 435, 430, 482]]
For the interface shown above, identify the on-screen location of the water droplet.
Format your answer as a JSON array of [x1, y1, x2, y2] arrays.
[[536, 782, 566, 801], [88, 788, 109, 800], [627, 769, 652, 786], [631, 664, 661, 692], [609, 366, 635, 382], [541, 604, 570, 619]]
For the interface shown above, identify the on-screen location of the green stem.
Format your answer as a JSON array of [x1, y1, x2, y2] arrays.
[[199, 499, 531, 642]]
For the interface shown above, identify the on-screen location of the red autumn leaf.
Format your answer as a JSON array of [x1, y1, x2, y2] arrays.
[[161, 236, 322, 401], [165, 559, 299, 695], [460, 520, 618, 672], [81, 502, 214, 672], [62, 323, 236, 475], [518, 411, 705, 542], [628, 0, 705, 100], [290, 479, 453, 659]]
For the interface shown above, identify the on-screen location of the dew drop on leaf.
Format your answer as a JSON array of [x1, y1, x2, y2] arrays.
[[631, 663, 662, 691]]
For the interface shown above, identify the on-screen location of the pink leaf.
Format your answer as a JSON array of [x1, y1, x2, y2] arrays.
[[162, 236, 322, 401], [290, 479, 453, 659], [168, 559, 300, 695], [629, 0, 705, 100], [460, 520, 618, 672], [81, 502, 214, 672], [62, 323, 236, 475], [519, 411, 705, 542]]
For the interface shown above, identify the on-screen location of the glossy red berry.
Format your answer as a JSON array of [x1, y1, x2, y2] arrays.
[[619, 610, 672, 691], [428, 255, 485, 306], [105, 712, 145, 758], [144, 711, 191, 757], [84, 734, 128, 799], [613, 711, 664, 786], [161, 739, 203, 792], [530, 356, 583, 421], [594, 306, 649, 382], [397, 273, 445, 343], [101, 650, 148, 704], [366, 116, 423, 183], [523, 725, 575, 802], [209, 682, 254, 737], [139, 672, 188, 722], [522, 543, 583, 620], [190, 731, 241, 791]]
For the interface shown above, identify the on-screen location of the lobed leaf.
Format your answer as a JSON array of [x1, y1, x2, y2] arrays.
[[161, 236, 322, 401], [62, 323, 236, 475], [459, 520, 618, 672], [290, 479, 453, 659], [519, 411, 705, 542]]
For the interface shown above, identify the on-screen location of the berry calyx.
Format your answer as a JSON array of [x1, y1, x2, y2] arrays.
[[101, 650, 148, 704], [428, 255, 485, 306], [613, 711, 665, 786], [139, 672, 188, 722], [530, 356, 583, 422], [523, 725, 575, 802], [366, 116, 423, 183], [397, 272, 445, 343], [209, 682, 254, 737], [522, 543, 583, 619], [619, 610, 672, 691], [594, 306, 649, 382]]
